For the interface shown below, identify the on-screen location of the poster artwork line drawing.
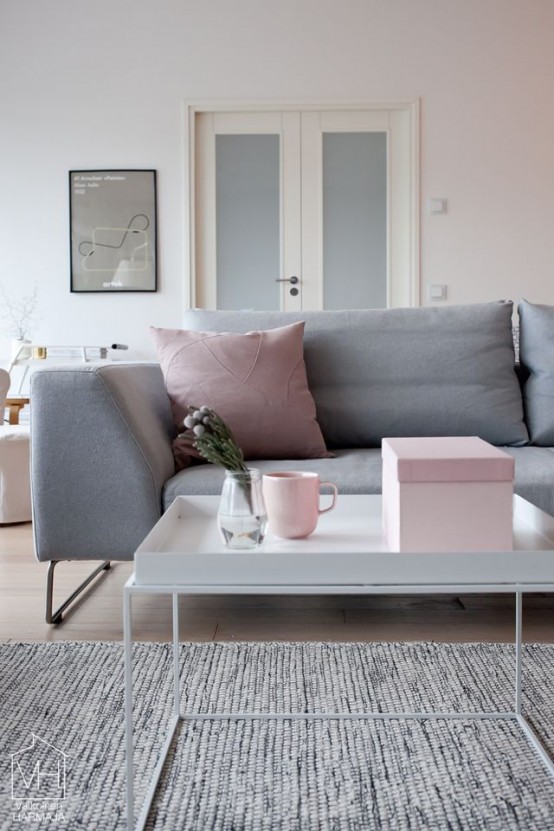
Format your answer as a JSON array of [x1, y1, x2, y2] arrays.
[[78, 214, 150, 273]]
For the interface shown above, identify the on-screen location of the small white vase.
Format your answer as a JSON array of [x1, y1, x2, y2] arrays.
[[10, 338, 32, 362]]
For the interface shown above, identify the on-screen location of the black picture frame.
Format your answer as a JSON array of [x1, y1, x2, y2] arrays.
[[69, 169, 157, 292]]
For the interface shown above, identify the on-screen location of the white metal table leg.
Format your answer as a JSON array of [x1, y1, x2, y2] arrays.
[[173, 593, 180, 718], [130, 590, 181, 831], [515, 590, 522, 715], [123, 586, 134, 831], [513, 589, 554, 777]]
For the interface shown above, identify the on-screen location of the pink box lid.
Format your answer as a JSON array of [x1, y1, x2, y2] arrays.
[[381, 436, 515, 482]]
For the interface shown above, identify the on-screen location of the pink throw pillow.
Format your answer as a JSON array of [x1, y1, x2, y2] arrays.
[[150, 322, 331, 469]]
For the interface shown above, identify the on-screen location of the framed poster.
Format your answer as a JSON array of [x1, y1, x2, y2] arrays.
[[69, 170, 157, 292]]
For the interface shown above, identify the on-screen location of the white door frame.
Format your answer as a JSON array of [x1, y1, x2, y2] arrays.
[[184, 99, 420, 309]]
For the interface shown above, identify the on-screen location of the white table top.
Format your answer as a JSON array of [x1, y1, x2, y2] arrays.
[[132, 494, 554, 590]]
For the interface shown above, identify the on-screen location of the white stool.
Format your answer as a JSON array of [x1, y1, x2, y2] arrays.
[[0, 425, 32, 523]]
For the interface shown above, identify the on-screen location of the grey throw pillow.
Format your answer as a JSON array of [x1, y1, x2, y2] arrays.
[[518, 299, 554, 445]]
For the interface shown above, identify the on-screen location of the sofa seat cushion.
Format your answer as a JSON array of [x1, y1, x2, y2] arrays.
[[164, 446, 554, 520], [504, 446, 554, 517], [162, 448, 383, 510]]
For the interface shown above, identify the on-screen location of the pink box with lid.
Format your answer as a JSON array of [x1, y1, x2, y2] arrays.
[[382, 436, 514, 552]]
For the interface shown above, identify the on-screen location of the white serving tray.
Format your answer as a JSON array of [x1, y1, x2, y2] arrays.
[[133, 495, 554, 590]]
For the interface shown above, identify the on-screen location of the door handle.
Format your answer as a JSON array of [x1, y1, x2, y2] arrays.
[[275, 276, 299, 284]]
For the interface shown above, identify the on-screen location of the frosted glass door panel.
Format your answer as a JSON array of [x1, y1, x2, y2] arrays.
[[216, 134, 280, 310], [322, 132, 387, 309]]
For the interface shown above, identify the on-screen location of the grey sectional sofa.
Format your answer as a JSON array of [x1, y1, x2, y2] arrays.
[[30, 301, 554, 621]]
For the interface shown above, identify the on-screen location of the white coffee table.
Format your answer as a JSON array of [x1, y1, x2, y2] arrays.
[[124, 494, 554, 830]]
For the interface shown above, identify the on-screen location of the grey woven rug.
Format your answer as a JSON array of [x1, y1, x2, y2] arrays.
[[1, 642, 554, 830]]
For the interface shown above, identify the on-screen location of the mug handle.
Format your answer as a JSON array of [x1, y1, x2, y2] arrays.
[[318, 482, 338, 514]]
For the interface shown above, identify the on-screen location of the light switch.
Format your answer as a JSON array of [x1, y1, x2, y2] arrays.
[[429, 198, 447, 214], [429, 284, 447, 301]]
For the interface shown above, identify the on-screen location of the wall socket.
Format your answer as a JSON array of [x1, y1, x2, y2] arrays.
[[429, 284, 447, 301]]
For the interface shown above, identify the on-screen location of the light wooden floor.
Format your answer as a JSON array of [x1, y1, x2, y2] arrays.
[[1, 522, 553, 643]]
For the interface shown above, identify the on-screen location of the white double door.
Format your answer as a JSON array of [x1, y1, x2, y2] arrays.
[[193, 106, 418, 312]]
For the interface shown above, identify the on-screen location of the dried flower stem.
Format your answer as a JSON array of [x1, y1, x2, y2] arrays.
[[0, 282, 39, 340], [180, 404, 252, 509], [182, 405, 248, 472]]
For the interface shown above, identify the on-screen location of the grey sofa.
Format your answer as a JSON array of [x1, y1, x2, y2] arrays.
[[30, 301, 554, 622]]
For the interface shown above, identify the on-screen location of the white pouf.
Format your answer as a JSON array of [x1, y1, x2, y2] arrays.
[[0, 425, 32, 523]]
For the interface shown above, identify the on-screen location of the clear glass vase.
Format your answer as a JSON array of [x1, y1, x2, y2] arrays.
[[218, 468, 267, 549]]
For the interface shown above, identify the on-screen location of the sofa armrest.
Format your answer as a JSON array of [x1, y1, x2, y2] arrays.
[[31, 363, 176, 562]]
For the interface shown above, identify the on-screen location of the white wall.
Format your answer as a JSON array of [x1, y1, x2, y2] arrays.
[[1, 0, 554, 360]]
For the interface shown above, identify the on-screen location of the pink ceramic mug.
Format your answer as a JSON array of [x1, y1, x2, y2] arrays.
[[262, 471, 338, 539]]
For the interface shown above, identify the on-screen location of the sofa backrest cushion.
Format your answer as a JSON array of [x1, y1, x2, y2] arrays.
[[182, 304, 528, 448], [518, 299, 554, 445]]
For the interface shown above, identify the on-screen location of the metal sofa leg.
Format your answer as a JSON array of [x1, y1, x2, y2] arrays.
[[45, 560, 112, 624]]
